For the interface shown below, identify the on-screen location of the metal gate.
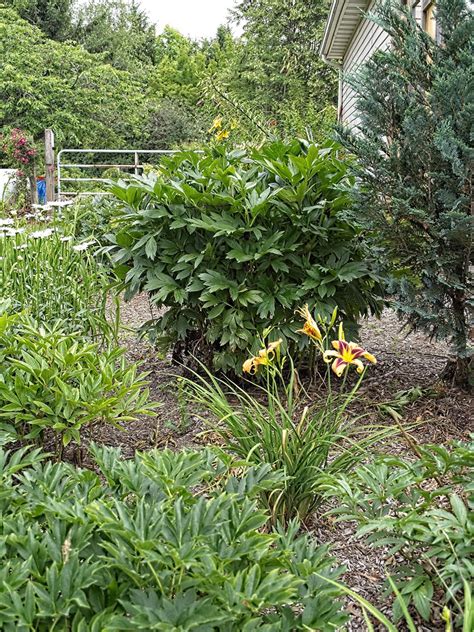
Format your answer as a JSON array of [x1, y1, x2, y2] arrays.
[[56, 148, 179, 198]]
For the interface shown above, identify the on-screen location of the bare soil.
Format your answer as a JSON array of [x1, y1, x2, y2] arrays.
[[93, 294, 472, 630]]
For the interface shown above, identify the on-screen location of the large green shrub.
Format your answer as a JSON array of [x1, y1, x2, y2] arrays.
[[107, 141, 383, 371], [0, 443, 346, 630]]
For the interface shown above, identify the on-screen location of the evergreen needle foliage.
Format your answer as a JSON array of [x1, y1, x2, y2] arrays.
[[338, 0, 474, 386]]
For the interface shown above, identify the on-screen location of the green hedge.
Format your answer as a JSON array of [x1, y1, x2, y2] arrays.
[[0, 444, 346, 630], [107, 141, 383, 371]]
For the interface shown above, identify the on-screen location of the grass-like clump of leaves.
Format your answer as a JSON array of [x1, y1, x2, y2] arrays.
[[184, 307, 396, 525], [0, 219, 115, 340]]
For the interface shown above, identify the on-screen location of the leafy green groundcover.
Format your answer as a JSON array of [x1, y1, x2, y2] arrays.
[[107, 140, 383, 372], [323, 439, 474, 624], [0, 444, 346, 631]]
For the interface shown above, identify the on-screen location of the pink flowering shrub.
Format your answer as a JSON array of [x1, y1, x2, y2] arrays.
[[1, 128, 38, 206]]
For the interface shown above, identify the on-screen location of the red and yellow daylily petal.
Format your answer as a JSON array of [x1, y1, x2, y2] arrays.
[[325, 335, 377, 378], [332, 339, 349, 354], [332, 357, 348, 377], [323, 349, 339, 363]]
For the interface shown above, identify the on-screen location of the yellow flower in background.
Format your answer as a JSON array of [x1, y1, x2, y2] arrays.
[[243, 338, 283, 374], [208, 116, 223, 133], [215, 129, 230, 142], [323, 327, 377, 377], [296, 304, 322, 342]]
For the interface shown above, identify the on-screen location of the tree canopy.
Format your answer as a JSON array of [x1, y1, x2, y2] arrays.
[[0, 4, 155, 147], [0, 0, 337, 153]]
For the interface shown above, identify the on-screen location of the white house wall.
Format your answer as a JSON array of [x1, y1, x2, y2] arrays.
[[341, 1, 391, 127]]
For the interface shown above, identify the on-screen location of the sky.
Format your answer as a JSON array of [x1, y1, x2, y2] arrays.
[[138, 0, 238, 40]]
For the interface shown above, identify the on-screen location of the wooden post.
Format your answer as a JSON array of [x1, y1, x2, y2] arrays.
[[44, 129, 55, 202]]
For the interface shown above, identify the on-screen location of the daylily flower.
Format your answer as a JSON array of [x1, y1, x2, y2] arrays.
[[215, 129, 230, 141], [243, 338, 283, 374], [208, 116, 223, 133], [297, 304, 322, 342], [323, 325, 376, 377]]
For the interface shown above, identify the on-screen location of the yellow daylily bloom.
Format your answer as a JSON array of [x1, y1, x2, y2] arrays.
[[208, 116, 223, 133], [323, 338, 377, 377], [296, 304, 322, 341], [243, 338, 283, 374], [215, 129, 230, 141]]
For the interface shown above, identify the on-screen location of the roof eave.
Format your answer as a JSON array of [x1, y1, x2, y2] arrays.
[[320, 0, 348, 61]]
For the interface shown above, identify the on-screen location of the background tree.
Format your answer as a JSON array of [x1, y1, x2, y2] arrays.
[[4, 0, 74, 39], [0, 5, 156, 148], [339, 0, 473, 387], [1, 0, 339, 151], [152, 27, 206, 105], [72, 0, 156, 71], [213, 0, 337, 139]]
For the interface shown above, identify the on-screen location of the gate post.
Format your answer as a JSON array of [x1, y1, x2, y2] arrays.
[[44, 129, 55, 202]]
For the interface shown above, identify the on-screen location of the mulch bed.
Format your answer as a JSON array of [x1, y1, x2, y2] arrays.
[[91, 294, 472, 630]]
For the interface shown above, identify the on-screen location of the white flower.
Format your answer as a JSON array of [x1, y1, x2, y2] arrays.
[[0, 218, 14, 227], [30, 228, 54, 239], [48, 200, 74, 207], [73, 240, 95, 252], [15, 244, 28, 250], [0, 229, 16, 237], [60, 236, 73, 242]]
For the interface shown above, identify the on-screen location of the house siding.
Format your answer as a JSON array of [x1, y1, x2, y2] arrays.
[[341, 0, 391, 126]]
